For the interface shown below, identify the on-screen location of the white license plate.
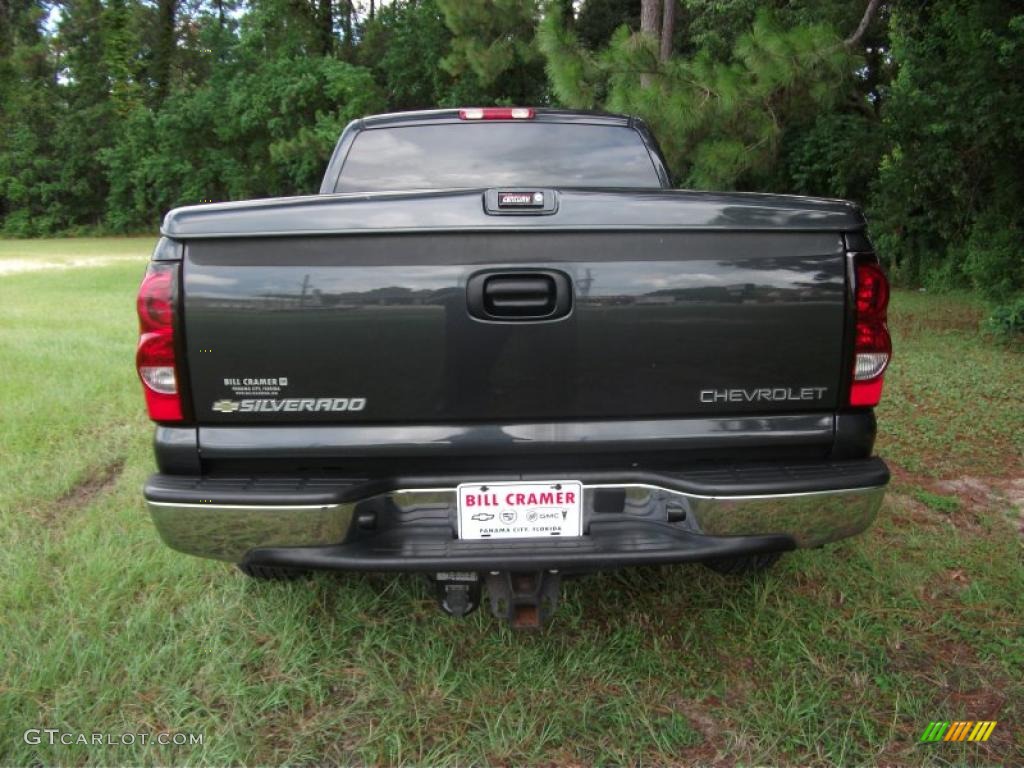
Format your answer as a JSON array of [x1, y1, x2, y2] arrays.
[[456, 480, 583, 540]]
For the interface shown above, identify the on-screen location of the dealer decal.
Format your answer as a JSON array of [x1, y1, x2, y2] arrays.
[[222, 375, 289, 397]]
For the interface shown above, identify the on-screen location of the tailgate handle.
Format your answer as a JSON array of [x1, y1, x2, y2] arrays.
[[467, 270, 573, 321]]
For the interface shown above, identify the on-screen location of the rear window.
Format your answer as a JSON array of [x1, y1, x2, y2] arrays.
[[334, 122, 662, 192]]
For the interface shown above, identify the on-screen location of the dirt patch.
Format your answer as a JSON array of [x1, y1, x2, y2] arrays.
[[936, 476, 1003, 506], [665, 696, 738, 768], [881, 479, 958, 535], [55, 459, 125, 509], [888, 463, 1024, 536], [36, 459, 126, 525], [935, 475, 1024, 535], [891, 299, 985, 338], [1008, 478, 1024, 538]]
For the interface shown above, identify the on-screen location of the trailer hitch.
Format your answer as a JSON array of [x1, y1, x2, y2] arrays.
[[485, 570, 562, 629], [432, 570, 562, 627]]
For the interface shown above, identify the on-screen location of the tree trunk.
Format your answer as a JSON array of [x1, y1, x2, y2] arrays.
[[341, 0, 353, 56], [640, 0, 660, 86], [318, 0, 334, 56], [560, 0, 573, 27], [845, 0, 882, 48], [640, 0, 660, 39], [660, 0, 676, 61], [153, 0, 177, 105]]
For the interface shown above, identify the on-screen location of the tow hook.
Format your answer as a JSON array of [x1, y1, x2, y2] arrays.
[[485, 570, 562, 629], [433, 572, 481, 617]]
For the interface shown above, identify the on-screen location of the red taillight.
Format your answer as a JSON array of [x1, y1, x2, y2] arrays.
[[459, 107, 535, 120], [855, 261, 889, 316], [849, 259, 892, 407], [136, 262, 183, 421]]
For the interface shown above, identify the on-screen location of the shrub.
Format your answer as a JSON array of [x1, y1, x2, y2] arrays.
[[985, 296, 1024, 338]]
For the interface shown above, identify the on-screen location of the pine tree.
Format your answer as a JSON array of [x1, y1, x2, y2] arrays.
[[538, 1, 858, 188], [436, 0, 549, 105], [0, 0, 64, 233]]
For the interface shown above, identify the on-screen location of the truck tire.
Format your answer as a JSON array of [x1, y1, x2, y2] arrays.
[[703, 552, 782, 576], [237, 563, 310, 581]]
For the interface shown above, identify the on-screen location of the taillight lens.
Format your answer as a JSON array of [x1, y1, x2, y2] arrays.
[[136, 262, 183, 421], [849, 259, 892, 407], [459, 107, 535, 120]]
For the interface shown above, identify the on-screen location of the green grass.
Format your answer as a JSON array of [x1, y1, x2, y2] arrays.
[[1, 241, 1022, 766], [911, 488, 961, 515], [877, 290, 1024, 477]]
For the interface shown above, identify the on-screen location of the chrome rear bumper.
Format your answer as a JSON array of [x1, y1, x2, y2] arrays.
[[147, 481, 885, 565]]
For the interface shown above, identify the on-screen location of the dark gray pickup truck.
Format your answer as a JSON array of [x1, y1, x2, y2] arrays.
[[136, 107, 892, 627]]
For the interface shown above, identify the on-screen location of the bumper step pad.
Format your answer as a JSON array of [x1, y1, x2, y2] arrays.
[[242, 518, 793, 573]]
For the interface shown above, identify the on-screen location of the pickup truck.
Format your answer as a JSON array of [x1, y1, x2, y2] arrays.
[[137, 107, 892, 628]]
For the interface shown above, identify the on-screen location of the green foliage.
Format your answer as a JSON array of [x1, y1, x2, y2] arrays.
[[678, 0, 763, 59], [985, 296, 1024, 338], [769, 111, 886, 203], [359, 0, 490, 109], [869, 1, 1024, 302], [963, 207, 1024, 305], [575, 0, 639, 50], [0, 116, 66, 236], [539, 3, 856, 188], [436, 0, 549, 105], [102, 57, 384, 230]]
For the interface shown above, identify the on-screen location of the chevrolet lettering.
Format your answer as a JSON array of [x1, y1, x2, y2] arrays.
[[699, 387, 829, 404]]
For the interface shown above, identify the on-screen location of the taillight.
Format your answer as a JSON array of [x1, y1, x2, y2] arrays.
[[849, 258, 892, 407], [136, 262, 183, 421], [459, 107, 535, 120]]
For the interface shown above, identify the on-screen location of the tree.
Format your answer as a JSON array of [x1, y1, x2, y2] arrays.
[[102, 52, 386, 229], [539, 2, 858, 188], [436, 0, 549, 105], [152, 0, 177, 104], [660, 0, 676, 61], [575, 0, 639, 50], [359, 0, 489, 109], [0, 0, 64, 234], [869, 0, 1024, 302]]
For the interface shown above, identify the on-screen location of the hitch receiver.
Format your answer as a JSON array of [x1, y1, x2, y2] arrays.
[[485, 571, 562, 629]]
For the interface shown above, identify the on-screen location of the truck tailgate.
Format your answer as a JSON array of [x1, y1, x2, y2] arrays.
[[181, 214, 850, 425]]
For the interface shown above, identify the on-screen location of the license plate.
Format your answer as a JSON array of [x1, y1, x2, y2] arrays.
[[456, 480, 583, 540]]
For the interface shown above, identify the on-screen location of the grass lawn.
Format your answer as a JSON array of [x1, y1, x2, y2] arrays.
[[1, 239, 1021, 766]]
